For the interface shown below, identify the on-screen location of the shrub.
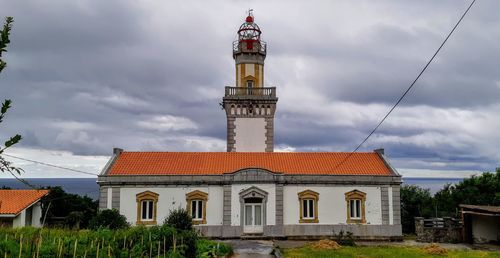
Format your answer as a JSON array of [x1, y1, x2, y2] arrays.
[[333, 230, 356, 246], [88, 209, 129, 230], [178, 230, 197, 258], [164, 208, 193, 231], [197, 239, 233, 258]]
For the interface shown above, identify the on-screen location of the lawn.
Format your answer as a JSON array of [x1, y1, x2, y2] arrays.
[[282, 245, 500, 258]]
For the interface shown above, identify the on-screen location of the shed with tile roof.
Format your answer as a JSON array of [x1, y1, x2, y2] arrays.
[[0, 190, 49, 228]]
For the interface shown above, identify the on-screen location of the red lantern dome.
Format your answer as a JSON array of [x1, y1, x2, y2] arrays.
[[232, 10, 266, 55], [238, 11, 261, 42]]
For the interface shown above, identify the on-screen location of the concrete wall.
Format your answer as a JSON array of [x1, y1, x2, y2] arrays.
[[120, 186, 224, 225], [31, 202, 43, 227], [230, 184, 276, 226], [234, 118, 266, 152], [12, 210, 25, 228], [472, 215, 500, 243], [283, 185, 383, 225]]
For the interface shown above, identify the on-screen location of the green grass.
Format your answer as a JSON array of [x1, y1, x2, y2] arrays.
[[282, 245, 500, 258]]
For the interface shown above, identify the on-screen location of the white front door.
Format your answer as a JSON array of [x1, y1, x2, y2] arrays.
[[244, 203, 263, 233]]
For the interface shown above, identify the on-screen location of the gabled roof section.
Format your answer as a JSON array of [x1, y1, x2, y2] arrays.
[[106, 152, 394, 176], [0, 190, 49, 215]]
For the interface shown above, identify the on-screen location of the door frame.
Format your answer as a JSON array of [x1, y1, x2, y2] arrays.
[[239, 186, 268, 234], [243, 203, 264, 233]]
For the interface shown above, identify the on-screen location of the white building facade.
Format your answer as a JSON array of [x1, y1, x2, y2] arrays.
[[98, 150, 402, 240]]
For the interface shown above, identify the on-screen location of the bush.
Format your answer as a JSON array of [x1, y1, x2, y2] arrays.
[[164, 208, 193, 231], [333, 230, 356, 246], [88, 209, 129, 230]]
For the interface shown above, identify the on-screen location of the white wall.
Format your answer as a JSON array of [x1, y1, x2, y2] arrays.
[[12, 210, 25, 228], [234, 118, 266, 152], [231, 184, 276, 226], [283, 185, 382, 225], [120, 186, 223, 225], [472, 215, 499, 243], [31, 202, 43, 227]]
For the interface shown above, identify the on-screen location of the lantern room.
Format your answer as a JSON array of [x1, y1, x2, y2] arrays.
[[233, 10, 267, 88]]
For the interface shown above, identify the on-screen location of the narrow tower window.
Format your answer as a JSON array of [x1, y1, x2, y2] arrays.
[[247, 80, 254, 95]]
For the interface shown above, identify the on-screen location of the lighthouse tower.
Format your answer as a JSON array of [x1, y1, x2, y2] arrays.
[[222, 11, 278, 152]]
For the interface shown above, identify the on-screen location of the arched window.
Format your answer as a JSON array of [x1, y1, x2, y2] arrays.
[[298, 190, 319, 223], [237, 105, 241, 115], [266, 105, 271, 115], [136, 191, 159, 225], [230, 105, 235, 115], [345, 190, 366, 224], [186, 190, 208, 225]]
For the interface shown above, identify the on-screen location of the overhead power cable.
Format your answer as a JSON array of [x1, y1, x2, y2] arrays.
[[2, 153, 99, 176], [6, 170, 39, 190], [332, 0, 477, 170]]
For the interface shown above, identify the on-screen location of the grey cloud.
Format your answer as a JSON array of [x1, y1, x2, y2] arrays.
[[1, 0, 499, 175]]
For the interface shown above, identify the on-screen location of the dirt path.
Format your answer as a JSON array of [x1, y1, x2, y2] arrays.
[[225, 240, 275, 258]]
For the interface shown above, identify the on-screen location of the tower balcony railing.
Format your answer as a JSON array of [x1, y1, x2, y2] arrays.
[[224, 86, 276, 98], [232, 40, 267, 54]]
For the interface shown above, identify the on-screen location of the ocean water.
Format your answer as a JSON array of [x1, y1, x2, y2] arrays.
[[0, 177, 464, 200], [0, 178, 99, 200]]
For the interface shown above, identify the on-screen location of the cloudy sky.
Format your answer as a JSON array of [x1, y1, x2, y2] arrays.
[[0, 0, 498, 178]]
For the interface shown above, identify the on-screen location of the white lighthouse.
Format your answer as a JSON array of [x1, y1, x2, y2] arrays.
[[222, 11, 278, 152]]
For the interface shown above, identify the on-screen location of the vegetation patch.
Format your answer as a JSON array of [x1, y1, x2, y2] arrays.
[[283, 245, 500, 258], [0, 227, 231, 258]]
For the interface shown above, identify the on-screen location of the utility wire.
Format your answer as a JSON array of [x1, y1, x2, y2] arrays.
[[2, 153, 99, 176], [6, 170, 39, 190], [332, 0, 477, 170]]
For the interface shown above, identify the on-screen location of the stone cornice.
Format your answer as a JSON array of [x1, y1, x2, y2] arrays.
[[98, 168, 401, 186]]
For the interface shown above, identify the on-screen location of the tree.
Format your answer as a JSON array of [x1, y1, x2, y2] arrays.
[[0, 17, 22, 175], [164, 208, 193, 231], [401, 169, 500, 234], [40, 186, 98, 228], [433, 168, 500, 217], [88, 209, 129, 230], [400, 184, 433, 234]]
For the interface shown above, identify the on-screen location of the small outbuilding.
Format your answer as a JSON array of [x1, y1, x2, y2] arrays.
[[0, 189, 49, 227], [460, 204, 500, 244]]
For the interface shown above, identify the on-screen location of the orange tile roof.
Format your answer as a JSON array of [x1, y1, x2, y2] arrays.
[[108, 152, 393, 176], [0, 190, 49, 215]]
